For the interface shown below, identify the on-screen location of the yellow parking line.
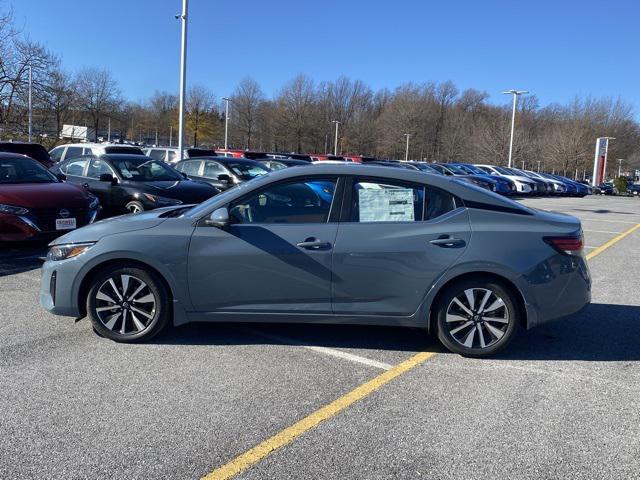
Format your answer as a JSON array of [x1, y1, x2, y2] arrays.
[[586, 223, 640, 260], [201, 350, 438, 480]]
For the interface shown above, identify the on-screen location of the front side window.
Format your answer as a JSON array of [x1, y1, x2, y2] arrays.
[[50, 147, 64, 162], [202, 161, 227, 178], [352, 180, 424, 222], [147, 149, 167, 161], [229, 178, 337, 224], [62, 158, 88, 176], [86, 159, 114, 179]]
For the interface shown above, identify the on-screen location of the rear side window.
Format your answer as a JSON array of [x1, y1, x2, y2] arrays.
[[61, 158, 88, 176], [425, 188, 456, 220], [64, 146, 84, 160], [351, 180, 425, 222], [202, 161, 227, 178], [86, 159, 114, 179], [148, 149, 166, 161], [167, 151, 178, 163], [178, 160, 201, 176], [50, 147, 64, 162]]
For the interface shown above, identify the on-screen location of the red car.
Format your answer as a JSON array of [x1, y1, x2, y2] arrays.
[[0, 153, 100, 242]]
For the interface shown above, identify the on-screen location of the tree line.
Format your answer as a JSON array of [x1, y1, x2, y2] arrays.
[[1, 6, 638, 176]]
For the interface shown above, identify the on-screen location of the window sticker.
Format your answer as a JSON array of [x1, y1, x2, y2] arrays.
[[358, 187, 415, 222], [120, 169, 133, 179]]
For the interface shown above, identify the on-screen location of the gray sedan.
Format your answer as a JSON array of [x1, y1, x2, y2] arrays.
[[39, 164, 591, 357]]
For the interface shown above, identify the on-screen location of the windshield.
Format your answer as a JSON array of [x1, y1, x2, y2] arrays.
[[110, 157, 183, 181], [0, 157, 58, 184], [443, 164, 468, 175], [226, 161, 270, 180], [494, 166, 514, 175], [413, 163, 439, 174], [458, 164, 486, 175]]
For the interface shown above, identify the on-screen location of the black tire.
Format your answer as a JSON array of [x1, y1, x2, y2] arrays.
[[435, 277, 520, 358], [87, 265, 170, 342], [125, 200, 144, 214]]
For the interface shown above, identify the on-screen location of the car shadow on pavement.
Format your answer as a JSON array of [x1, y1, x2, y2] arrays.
[[496, 303, 640, 361], [0, 243, 47, 277], [154, 322, 438, 353]]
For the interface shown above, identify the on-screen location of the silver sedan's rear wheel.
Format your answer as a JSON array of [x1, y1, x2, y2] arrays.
[[87, 266, 169, 342], [436, 279, 519, 357]]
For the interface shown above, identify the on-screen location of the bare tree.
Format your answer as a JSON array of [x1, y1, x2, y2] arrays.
[[231, 77, 264, 149], [74, 67, 120, 139], [185, 84, 219, 146]]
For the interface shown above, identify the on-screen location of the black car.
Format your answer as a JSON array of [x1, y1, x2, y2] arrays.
[[174, 156, 271, 190], [0, 141, 54, 168], [627, 183, 640, 197], [260, 159, 312, 170], [51, 154, 219, 214]]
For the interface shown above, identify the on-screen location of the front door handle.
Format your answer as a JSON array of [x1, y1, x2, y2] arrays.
[[297, 238, 332, 250], [82, 183, 90, 188], [429, 237, 465, 248]]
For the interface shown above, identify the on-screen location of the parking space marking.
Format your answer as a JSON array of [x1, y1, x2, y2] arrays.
[[578, 217, 639, 224], [586, 223, 640, 260], [583, 229, 623, 234], [201, 350, 437, 480], [240, 327, 393, 370]]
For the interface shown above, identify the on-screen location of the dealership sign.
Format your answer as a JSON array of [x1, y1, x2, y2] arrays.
[[591, 137, 613, 186]]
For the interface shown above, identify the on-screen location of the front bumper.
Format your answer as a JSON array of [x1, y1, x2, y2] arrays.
[[39, 255, 86, 317], [1, 209, 99, 243]]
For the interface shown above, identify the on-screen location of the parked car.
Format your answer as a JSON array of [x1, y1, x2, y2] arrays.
[[508, 168, 555, 195], [429, 163, 498, 192], [40, 164, 590, 357], [543, 174, 590, 197], [596, 182, 615, 195], [143, 147, 217, 164], [174, 157, 270, 190], [516, 169, 566, 195], [627, 183, 640, 196], [447, 163, 516, 195], [51, 154, 219, 214], [474, 164, 538, 195], [0, 153, 99, 241], [260, 159, 311, 170], [0, 141, 54, 168], [50, 143, 145, 163]]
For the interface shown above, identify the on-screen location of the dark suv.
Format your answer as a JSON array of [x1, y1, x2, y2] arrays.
[[0, 142, 54, 168]]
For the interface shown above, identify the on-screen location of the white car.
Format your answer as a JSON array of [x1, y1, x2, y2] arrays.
[[50, 143, 144, 163], [143, 147, 217, 164], [474, 164, 536, 194]]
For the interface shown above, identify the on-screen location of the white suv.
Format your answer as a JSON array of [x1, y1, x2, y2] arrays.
[[49, 143, 145, 163]]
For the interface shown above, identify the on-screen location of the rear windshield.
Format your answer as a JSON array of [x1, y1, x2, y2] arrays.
[[187, 149, 217, 158], [0, 143, 51, 164], [104, 146, 145, 155]]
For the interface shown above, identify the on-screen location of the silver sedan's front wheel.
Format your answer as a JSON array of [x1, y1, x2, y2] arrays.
[[436, 279, 519, 357], [87, 266, 169, 342]]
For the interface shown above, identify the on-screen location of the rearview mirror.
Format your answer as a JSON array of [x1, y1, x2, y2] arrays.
[[205, 207, 229, 228], [99, 173, 116, 184]]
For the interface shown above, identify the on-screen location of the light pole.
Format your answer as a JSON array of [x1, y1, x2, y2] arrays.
[[537, 160, 541, 172], [502, 89, 528, 168], [28, 65, 32, 142], [222, 97, 231, 149], [107, 117, 111, 142], [176, 0, 188, 161], [332, 120, 340, 155], [404, 133, 411, 161], [617, 158, 624, 178], [169, 125, 173, 146]]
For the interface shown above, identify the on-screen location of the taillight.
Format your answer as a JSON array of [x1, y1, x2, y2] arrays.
[[544, 235, 584, 255]]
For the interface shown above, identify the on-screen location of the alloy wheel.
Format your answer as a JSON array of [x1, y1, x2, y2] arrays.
[[94, 274, 157, 335], [445, 288, 510, 349]]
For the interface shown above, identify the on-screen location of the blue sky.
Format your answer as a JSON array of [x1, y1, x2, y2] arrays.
[[11, 0, 639, 112]]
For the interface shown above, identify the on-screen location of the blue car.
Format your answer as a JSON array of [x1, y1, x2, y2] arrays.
[[449, 163, 516, 196]]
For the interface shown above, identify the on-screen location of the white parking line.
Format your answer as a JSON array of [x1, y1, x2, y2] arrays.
[[239, 327, 393, 371], [583, 229, 623, 234], [577, 217, 639, 224]]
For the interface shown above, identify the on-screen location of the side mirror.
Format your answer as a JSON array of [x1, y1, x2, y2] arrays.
[[204, 207, 229, 228], [181, 172, 188, 179], [99, 173, 117, 185], [56, 172, 67, 181], [217, 174, 231, 184]]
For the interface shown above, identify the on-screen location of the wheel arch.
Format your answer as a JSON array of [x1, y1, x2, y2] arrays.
[[427, 271, 528, 333], [77, 258, 173, 318]]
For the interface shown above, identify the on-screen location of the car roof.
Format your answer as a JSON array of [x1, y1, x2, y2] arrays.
[[97, 153, 156, 161], [0, 151, 37, 160]]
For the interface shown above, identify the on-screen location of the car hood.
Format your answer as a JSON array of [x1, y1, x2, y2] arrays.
[[49, 207, 179, 245], [0, 182, 92, 208]]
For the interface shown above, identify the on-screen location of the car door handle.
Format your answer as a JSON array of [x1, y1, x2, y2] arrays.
[[82, 183, 90, 188], [296, 238, 332, 250], [429, 237, 466, 248]]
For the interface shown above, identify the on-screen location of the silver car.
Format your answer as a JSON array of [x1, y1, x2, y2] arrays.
[[39, 164, 591, 357]]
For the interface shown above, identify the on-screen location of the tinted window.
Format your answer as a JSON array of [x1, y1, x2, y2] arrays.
[[167, 151, 178, 163], [148, 149, 166, 161], [186, 148, 216, 158], [50, 147, 64, 162], [229, 178, 337, 224], [64, 147, 84, 160], [82, 147, 94, 155], [104, 146, 145, 155], [178, 160, 201, 176], [352, 180, 424, 222], [0, 157, 57, 184], [86, 159, 114, 179], [202, 161, 227, 178], [61, 158, 88, 176], [425, 188, 456, 220]]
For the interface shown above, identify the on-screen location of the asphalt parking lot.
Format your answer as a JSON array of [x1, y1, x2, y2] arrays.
[[1, 195, 639, 480]]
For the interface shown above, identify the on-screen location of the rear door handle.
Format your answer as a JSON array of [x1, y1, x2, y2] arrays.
[[297, 238, 332, 250], [429, 237, 465, 248]]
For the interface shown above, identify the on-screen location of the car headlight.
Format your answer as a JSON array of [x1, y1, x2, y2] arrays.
[[47, 242, 96, 262], [142, 193, 183, 205], [0, 203, 29, 215]]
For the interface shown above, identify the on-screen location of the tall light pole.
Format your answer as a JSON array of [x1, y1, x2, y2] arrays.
[[502, 89, 528, 168], [107, 117, 111, 142], [169, 125, 173, 146], [404, 133, 411, 161], [176, 0, 188, 161], [222, 97, 231, 149], [617, 158, 624, 178], [332, 120, 340, 155], [27, 65, 32, 142]]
